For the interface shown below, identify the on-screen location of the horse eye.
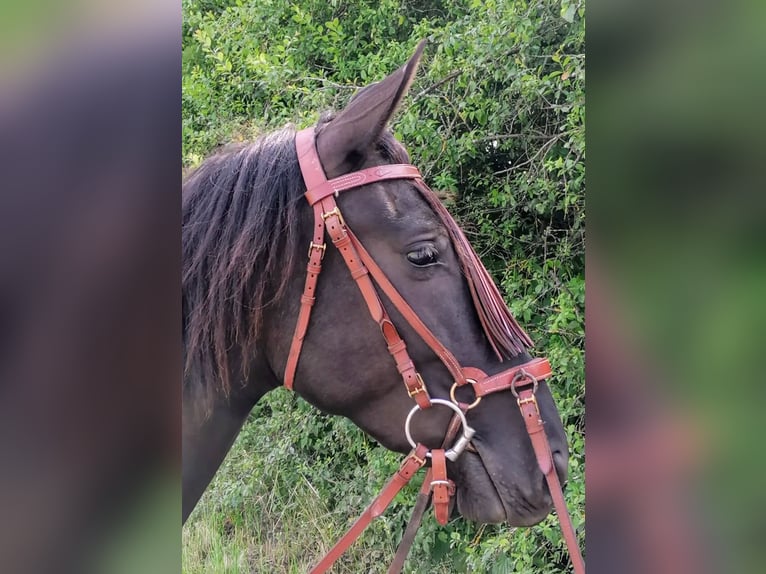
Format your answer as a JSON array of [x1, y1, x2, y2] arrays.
[[406, 246, 439, 267]]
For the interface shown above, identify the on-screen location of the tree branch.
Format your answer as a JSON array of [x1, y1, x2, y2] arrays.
[[412, 70, 463, 101]]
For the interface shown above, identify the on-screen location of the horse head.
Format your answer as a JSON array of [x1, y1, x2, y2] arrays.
[[183, 42, 569, 529], [267, 42, 568, 526]]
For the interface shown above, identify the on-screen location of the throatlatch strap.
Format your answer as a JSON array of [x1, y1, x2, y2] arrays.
[[284, 202, 326, 390]]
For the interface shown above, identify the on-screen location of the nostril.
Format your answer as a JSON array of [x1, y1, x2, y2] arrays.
[[552, 450, 569, 484]]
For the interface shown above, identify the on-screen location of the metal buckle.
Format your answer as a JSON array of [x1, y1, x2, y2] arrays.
[[321, 206, 346, 227], [407, 373, 427, 397], [307, 241, 326, 260], [449, 378, 481, 410], [517, 394, 539, 411], [512, 369, 540, 413], [404, 399, 476, 462], [407, 451, 426, 467], [516, 394, 540, 420]]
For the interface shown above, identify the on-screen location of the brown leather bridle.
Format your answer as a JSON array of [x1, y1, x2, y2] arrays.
[[284, 127, 585, 574]]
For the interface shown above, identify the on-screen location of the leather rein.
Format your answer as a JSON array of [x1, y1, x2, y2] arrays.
[[284, 127, 585, 574]]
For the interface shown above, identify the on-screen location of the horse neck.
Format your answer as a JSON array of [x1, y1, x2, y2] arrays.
[[183, 347, 280, 428]]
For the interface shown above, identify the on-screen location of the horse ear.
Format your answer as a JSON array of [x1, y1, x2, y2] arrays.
[[315, 39, 426, 178]]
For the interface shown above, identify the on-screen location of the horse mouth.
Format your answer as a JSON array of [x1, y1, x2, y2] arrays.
[[453, 447, 553, 526]]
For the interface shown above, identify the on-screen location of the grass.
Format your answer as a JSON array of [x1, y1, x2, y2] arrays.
[[183, 391, 582, 574], [182, 446, 456, 573]]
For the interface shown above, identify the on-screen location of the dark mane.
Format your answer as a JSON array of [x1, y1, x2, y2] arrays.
[[182, 126, 303, 405]]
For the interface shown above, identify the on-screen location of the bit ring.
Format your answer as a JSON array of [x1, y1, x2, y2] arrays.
[[510, 369, 538, 398], [404, 399, 476, 462]]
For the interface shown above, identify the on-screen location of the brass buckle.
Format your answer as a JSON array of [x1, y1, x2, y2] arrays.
[[410, 452, 426, 466], [516, 394, 540, 418], [407, 373, 427, 397], [321, 206, 346, 227], [511, 369, 540, 413], [517, 394, 539, 407], [307, 241, 326, 260]]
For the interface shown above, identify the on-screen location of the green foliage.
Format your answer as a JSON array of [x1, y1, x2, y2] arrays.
[[182, 0, 584, 571]]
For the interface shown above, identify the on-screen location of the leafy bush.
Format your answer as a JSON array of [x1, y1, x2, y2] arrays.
[[182, 0, 584, 572]]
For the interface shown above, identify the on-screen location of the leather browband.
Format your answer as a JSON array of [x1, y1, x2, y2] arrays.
[[295, 127, 421, 204], [305, 165, 422, 205]]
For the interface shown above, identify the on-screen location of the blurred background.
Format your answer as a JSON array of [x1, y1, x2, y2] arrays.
[[587, 0, 765, 572], [0, 0, 763, 572], [0, 1, 181, 573]]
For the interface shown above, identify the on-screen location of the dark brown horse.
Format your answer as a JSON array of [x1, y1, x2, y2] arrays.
[[182, 43, 569, 538]]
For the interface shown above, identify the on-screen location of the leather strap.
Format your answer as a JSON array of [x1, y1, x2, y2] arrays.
[[285, 129, 330, 389], [516, 384, 585, 574], [295, 127, 327, 190], [287, 129, 430, 406], [284, 202, 326, 390], [347, 229, 467, 386], [320, 194, 431, 408], [389, 410, 465, 573], [309, 444, 428, 574], [460, 358, 553, 398], [430, 449, 452, 526], [305, 164, 421, 205], [387, 471, 433, 574]]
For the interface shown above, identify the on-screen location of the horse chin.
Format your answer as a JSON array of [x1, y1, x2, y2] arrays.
[[454, 450, 552, 527]]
